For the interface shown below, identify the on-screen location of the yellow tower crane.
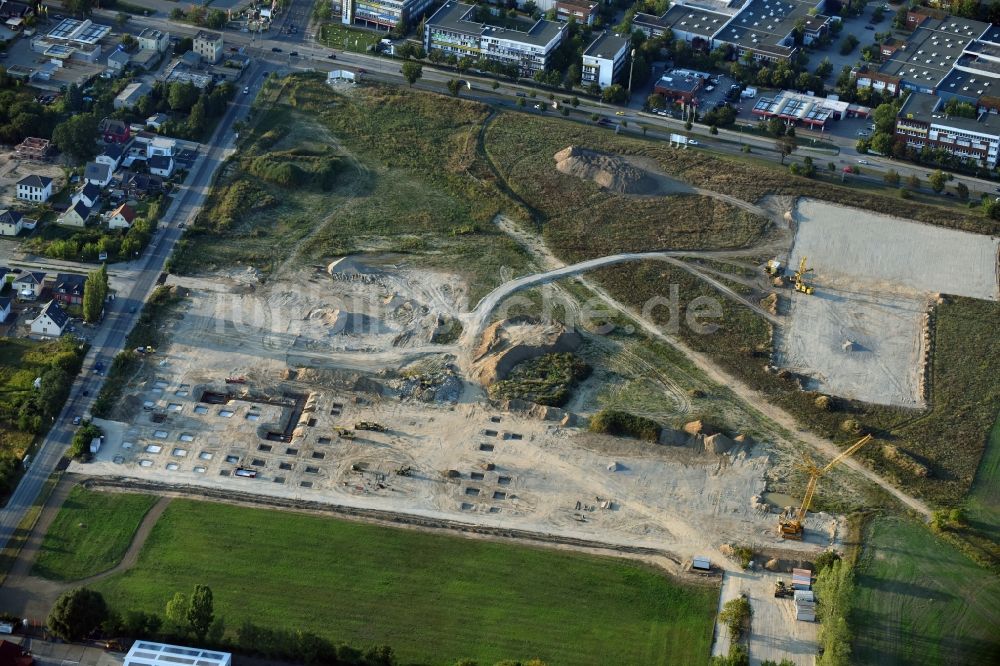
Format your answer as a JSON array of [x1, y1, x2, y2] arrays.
[[794, 256, 815, 295], [778, 434, 874, 540]]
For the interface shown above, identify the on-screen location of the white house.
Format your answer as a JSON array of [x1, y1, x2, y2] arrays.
[[96, 144, 124, 170], [72, 182, 102, 209], [123, 642, 231, 666], [193, 30, 224, 64], [59, 201, 92, 228], [16, 174, 54, 203], [107, 203, 137, 230], [0, 296, 10, 324], [137, 28, 170, 53], [0, 209, 24, 236], [12, 271, 46, 300], [147, 137, 176, 158], [148, 155, 174, 177], [84, 161, 113, 187], [107, 48, 130, 74], [146, 112, 169, 130], [30, 300, 69, 337]]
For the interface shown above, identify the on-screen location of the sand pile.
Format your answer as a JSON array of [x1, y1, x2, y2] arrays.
[[471, 316, 581, 385], [554, 146, 666, 195], [307, 308, 389, 335]]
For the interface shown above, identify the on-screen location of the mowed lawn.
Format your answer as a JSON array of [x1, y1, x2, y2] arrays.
[[32, 487, 158, 581], [852, 518, 1000, 665], [94, 500, 718, 665]]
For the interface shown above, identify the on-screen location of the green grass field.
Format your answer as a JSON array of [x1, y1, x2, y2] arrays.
[[852, 517, 1000, 665], [32, 487, 157, 581], [318, 23, 380, 53], [93, 499, 719, 665]]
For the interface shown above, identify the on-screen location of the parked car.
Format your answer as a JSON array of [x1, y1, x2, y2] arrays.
[[327, 53, 337, 59], [615, 110, 625, 116], [688, 139, 699, 145], [72, 416, 82, 426], [289, 51, 299, 57], [243, 86, 250, 94], [857, 159, 869, 165], [271, 47, 282, 52]]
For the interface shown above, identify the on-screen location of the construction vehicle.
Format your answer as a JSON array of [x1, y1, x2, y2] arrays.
[[793, 256, 814, 295], [337, 428, 356, 440], [778, 434, 874, 540], [355, 421, 387, 432], [765, 259, 783, 276], [774, 580, 794, 598]]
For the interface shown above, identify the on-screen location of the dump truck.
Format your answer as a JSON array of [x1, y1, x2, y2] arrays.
[[355, 421, 387, 432]]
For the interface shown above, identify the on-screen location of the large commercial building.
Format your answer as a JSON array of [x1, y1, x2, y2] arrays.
[[30, 17, 110, 63], [895, 91, 1000, 167], [424, 2, 567, 76], [581, 30, 629, 89], [123, 642, 231, 666], [634, 4, 730, 48], [341, 0, 435, 30], [877, 16, 991, 95]]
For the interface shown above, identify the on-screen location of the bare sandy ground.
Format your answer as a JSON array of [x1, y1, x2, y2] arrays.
[[775, 198, 999, 406], [790, 199, 999, 300]]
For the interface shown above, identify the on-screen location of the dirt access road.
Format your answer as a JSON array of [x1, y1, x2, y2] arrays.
[[485, 216, 932, 521]]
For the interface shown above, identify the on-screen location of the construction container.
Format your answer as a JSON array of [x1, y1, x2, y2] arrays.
[[692, 556, 711, 571], [794, 590, 815, 602]]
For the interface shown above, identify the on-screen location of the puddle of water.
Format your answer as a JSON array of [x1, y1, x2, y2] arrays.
[[193, 466, 206, 473], [246, 413, 259, 421], [153, 430, 168, 439], [145, 445, 162, 453], [194, 405, 208, 414], [168, 403, 182, 411], [172, 448, 188, 457], [166, 462, 179, 471], [175, 390, 189, 397], [154, 380, 169, 388], [179, 434, 194, 442], [762, 492, 799, 510], [139, 459, 153, 467], [122, 442, 134, 449], [219, 410, 235, 417], [199, 452, 213, 460], [143, 400, 155, 408]]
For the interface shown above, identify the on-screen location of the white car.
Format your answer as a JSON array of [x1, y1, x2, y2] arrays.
[[243, 86, 250, 94], [688, 139, 699, 145], [857, 159, 869, 165]]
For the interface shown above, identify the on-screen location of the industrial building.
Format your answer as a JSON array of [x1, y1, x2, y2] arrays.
[[581, 31, 629, 89], [424, 2, 566, 76], [751, 90, 871, 129], [30, 17, 111, 63], [123, 642, 231, 666], [633, 4, 729, 48]]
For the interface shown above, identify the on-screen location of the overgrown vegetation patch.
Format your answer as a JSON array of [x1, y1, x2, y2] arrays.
[[489, 352, 591, 406]]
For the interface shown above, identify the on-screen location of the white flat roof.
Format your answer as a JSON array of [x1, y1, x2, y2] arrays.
[[124, 641, 231, 666]]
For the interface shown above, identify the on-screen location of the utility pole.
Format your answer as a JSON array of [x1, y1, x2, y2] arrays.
[[627, 48, 636, 102]]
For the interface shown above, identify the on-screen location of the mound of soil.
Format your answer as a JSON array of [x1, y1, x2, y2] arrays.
[[554, 146, 692, 196], [471, 316, 581, 385], [308, 308, 389, 335]]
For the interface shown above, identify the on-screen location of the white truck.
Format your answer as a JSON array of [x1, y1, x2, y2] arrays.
[[741, 87, 757, 98]]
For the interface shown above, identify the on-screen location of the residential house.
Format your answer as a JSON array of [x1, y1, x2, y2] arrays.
[[52, 273, 87, 306], [137, 27, 170, 53], [107, 203, 137, 230], [96, 143, 124, 170], [554, 0, 598, 26], [15, 175, 53, 203], [0, 266, 10, 286], [148, 155, 174, 177], [72, 182, 102, 209], [107, 48, 130, 74], [30, 300, 69, 337], [146, 113, 169, 130], [0, 209, 23, 236], [12, 271, 45, 300], [99, 118, 131, 144], [193, 30, 224, 64], [0, 296, 10, 324], [123, 172, 164, 198], [147, 137, 176, 158], [84, 161, 113, 187], [58, 201, 92, 228]]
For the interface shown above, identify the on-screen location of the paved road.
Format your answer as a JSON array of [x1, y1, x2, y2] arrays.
[[0, 61, 263, 554]]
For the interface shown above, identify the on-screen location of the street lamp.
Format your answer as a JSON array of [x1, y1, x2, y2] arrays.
[[627, 48, 636, 102]]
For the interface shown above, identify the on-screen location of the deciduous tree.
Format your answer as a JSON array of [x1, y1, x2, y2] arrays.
[[47, 588, 108, 641]]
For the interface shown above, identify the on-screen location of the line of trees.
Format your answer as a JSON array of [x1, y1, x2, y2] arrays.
[[82, 264, 109, 323]]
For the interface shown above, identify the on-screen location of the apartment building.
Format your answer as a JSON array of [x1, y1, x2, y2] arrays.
[[193, 30, 223, 64], [581, 31, 629, 89], [424, 2, 566, 76]]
